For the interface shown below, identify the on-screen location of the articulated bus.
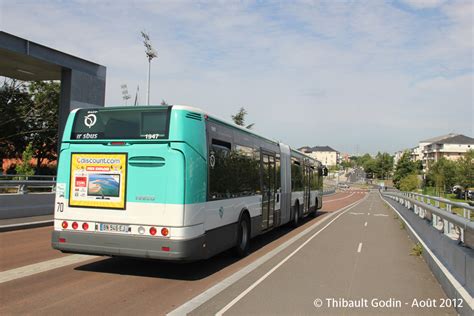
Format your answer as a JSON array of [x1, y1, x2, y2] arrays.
[[52, 105, 327, 260]]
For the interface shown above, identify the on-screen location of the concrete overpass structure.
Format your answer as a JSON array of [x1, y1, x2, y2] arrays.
[[0, 31, 106, 140]]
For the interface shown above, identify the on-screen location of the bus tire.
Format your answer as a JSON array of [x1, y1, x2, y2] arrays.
[[234, 213, 250, 257], [291, 201, 300, 228]]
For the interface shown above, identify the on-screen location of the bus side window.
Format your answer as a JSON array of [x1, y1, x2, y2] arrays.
[[209, 139, 232, 200]]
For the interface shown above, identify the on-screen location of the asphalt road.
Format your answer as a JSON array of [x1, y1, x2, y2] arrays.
[[189, 191, 455, 315], [0, 191, 365, 315]]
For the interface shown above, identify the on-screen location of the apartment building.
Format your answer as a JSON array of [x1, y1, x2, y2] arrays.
[[298, 146, 340, 166], [422, 134, 474, 170]]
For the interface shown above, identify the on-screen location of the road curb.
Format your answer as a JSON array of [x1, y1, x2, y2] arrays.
[[0, 220, 53, 232]]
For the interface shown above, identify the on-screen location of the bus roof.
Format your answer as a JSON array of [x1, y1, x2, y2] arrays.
[[81, 104, 320, 164]]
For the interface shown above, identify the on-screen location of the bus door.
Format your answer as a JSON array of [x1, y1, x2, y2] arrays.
[[261, 152, 276, 230], [303, 163, 311, 214]]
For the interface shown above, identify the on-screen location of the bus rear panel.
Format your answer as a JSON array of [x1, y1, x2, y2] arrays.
[[52, 106, 209, 260]]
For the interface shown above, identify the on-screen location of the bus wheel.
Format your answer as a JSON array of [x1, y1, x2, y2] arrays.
[[310, 198, 318, 218], [291, 202, 300, 228], [234, 214, 250, 257]]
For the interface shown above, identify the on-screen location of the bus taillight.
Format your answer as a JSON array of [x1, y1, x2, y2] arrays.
[[161, 227, 169, 237], [82, 222, 89, 230], [62, 221, 68, 229], [162, 246, 170, 252], [149, 227, 157, 236], [72, 222, 78, 230]]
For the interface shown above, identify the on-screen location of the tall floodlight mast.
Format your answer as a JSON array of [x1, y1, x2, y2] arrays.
[[141, 31, 157, 105], [121, 84, 131, 105]]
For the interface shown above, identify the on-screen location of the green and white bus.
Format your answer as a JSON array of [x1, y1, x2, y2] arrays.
[[52, 105, 327, 260]]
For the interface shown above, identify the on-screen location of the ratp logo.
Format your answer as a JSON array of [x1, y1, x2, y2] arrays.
[[84, 114, 97, 128]]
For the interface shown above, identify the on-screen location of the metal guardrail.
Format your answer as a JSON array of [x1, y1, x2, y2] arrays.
[[401, 191, 473, 221], [0, 175, 56, 194], [323, 185, 336, 195], [383, 191, 474, 249]]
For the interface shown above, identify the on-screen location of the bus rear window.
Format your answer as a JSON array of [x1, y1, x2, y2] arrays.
[[71, 107, 170, 140]]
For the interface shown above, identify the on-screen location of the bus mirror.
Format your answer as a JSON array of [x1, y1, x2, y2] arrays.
[[323, 167, 328, 177]]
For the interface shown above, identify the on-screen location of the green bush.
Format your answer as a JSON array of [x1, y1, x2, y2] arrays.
[[399, 174, 419, 192]]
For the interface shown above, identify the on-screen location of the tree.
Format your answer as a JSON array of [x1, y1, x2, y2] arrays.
[[374, 152, 393, 180], [0, 79, 59, 174], [354, 154, 376, 178], [393, 151, 419, 189], [231, 107, 254, 129], [455, 150, 474, 200], [15, 143, 35, 176], [399, 174, 420, 192], [26, 81, 60, 173], [340, 160, 354, 170], [0, 79, 33, 161], [426, 157, 457, 196]]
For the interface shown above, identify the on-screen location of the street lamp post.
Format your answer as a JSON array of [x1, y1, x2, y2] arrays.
[[141, 31, 157, 105]]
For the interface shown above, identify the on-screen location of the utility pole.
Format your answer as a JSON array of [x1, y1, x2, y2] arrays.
[[141, 31, 157, 105]]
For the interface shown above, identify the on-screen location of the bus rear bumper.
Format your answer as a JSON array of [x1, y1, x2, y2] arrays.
[[51, 230, 207, 261]]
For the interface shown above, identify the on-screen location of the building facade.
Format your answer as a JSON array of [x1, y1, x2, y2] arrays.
[[299, 146, 340, 166], [397, 133, 473, 172], [422, 134, 474, 170]]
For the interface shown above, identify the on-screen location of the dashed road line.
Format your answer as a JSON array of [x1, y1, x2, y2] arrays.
[[168, 196, 368, 316], [364, 222, 368, 227], [357, 242, 363, 253], [214, 200, 366, 316]]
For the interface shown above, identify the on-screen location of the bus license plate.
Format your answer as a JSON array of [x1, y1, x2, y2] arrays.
[[99, 223, 130, 233]]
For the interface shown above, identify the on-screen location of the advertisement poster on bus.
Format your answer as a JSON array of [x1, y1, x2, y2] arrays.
[[69, 153, 127, 209]]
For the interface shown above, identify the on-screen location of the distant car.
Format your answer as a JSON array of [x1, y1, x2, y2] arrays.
[[452, 185, 463, 195], [338, 183, 350, 189], [456, 188, 474, 201], [468, 188, 474, 201]]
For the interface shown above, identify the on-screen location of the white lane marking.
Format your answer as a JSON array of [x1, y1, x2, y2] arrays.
[[324, 192, 355, 203], [380, 193, 474, 310], [214, 198, 368, 316], [349, 212, 364, 215], [367, 213, 370, 215], [168, 197, 368, 316], [357, 242, 363, 253], [0, 254, 97, 284], [373, 214, 388, 217], [364, 222, 367, 227]]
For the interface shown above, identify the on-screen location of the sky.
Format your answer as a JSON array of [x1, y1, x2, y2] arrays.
[[0, 0, 472, 154]]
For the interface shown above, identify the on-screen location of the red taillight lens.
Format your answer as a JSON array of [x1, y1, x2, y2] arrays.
[[162, 246, 170, 252], [62, 221, 68, 229], [149, 227, 157, 236], [161, 227, 169, 237], [82, 223, 89, 230], [59, 238, 66, 243], [72, 222, 78, 230]]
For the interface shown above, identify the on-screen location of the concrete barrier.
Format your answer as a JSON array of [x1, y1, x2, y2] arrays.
[[0, 193, 54, 219]]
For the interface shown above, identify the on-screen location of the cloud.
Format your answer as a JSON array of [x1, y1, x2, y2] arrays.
[[0, 0, 472, 154], [400, 0, 447, 9]]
